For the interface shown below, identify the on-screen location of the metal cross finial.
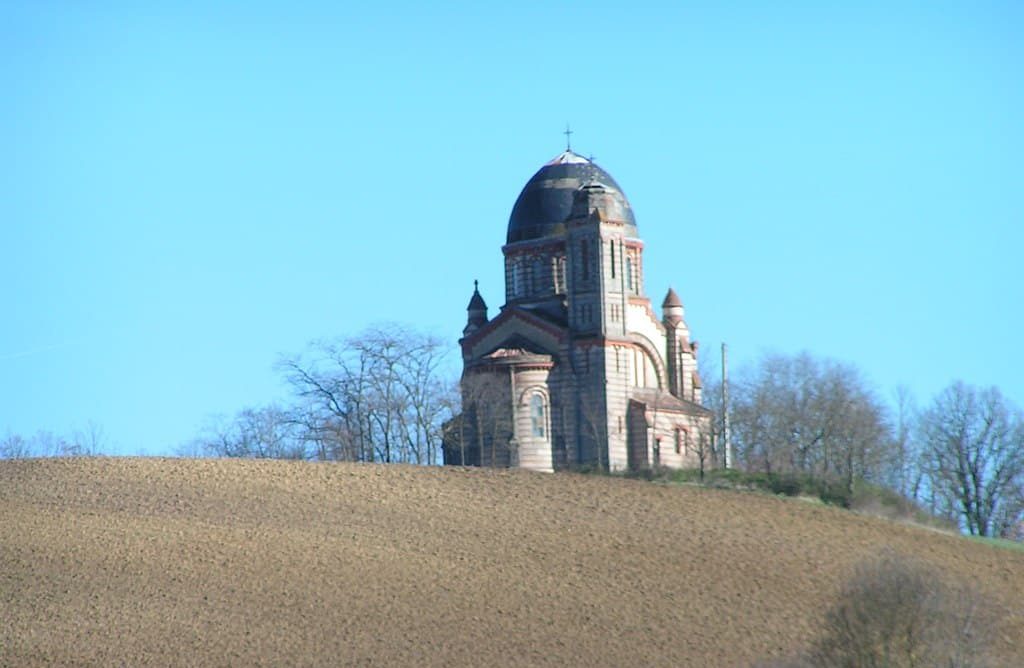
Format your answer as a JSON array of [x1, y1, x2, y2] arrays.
[[564, 123, 573, 151]]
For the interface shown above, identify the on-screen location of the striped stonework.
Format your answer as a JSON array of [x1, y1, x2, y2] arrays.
[[447, 150, 712, 472]]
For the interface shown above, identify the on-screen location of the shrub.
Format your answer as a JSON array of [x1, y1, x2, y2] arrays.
[[766, 473, 802, 497], [807, 550, 994, 668], [816, 481, 853, 509]]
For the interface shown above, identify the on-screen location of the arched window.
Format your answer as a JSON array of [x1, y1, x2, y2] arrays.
[[532, 258, 544, 294], [625, 255, 635, 292], [530, 394, 547, 439], [580, 240, 590, 281]]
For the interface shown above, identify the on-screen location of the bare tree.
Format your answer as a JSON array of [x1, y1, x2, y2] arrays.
[[27, 430, 70, 457], [692, 428, 713, 482], [438, 379, 465, 464], [729, 352, 893, 492], [279, 324, 454, 465], [175, 438, 207, 458], [279, 335, 376, 462], [395, 338, 443, 464], [1, 431, 31, 458], [578, 391, 609, 471], [198, 405, 307, 459], [919, 382, 1024, 537], [887, 385, 923, 501], [1, 425, 109, 458], [698, 345, 723, 467], [460, 370, 514, 467], [68, 421, 107, 457]]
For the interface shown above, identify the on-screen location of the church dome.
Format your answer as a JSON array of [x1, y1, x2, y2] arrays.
[[507, 150, 637, 243]]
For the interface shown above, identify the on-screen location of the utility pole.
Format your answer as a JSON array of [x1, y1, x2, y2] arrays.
[[722, 342, 732, 469]]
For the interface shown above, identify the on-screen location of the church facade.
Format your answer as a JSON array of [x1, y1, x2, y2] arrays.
[[447, 149, 711, 472]]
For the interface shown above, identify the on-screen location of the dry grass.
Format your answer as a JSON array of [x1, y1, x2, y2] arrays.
[[1, 457, 1022, 667]]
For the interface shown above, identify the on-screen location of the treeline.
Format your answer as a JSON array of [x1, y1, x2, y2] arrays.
[[184, 324, 457, 465], [1, 422, 108, 459], [704, 352, 1024, 539]]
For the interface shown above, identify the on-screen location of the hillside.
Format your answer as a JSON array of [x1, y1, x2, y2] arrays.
[[2, 458, 1022, 667]]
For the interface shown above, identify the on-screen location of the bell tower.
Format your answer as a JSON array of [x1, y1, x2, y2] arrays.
[[565, 181, 639, 335]]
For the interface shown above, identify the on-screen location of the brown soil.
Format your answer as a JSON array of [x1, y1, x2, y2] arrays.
[[1, 458, 1022, 667]]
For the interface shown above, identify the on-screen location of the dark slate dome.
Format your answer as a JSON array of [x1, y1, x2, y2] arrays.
[[507, 150, 637, 244]]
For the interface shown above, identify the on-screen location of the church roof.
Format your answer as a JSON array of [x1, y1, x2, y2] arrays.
[[630, 388, 712, 416], [507, 150, 637, 244]]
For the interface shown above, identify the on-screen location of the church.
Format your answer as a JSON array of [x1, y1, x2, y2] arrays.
[[446, 146, 712, 472]]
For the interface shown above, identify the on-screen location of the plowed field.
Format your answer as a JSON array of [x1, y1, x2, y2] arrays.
[[2, 458, 1022, 666]]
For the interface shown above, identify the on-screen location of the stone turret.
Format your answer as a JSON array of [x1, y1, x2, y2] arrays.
[[464, 281, 488, 336], [663, 288, 684, 397], [662, 287, 683, 324]]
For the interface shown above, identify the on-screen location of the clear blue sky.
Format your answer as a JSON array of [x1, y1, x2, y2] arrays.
[[2, 2, 1021, 455]]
